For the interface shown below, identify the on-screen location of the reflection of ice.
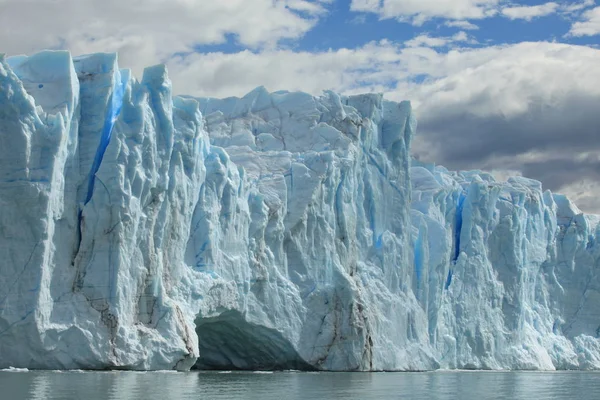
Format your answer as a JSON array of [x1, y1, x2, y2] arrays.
[[504, 371, 584, 399], [29, 373, 51, 400], [3, 370, 600, 399], [107, 372, 136, 400], [105, 371, 197, 400]]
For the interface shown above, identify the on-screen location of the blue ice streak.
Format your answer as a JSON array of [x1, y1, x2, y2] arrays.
[[84, 72, 124, 204]]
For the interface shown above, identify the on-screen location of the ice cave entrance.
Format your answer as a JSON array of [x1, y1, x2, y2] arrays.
[[193, 310, 314, 371]]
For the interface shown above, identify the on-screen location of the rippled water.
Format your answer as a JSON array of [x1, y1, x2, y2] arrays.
[[1, 369, 599, 399]]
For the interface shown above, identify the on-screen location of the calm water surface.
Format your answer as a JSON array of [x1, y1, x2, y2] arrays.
[[1, 369, 599, 399]]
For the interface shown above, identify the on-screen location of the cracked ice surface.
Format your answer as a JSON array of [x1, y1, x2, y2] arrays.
[[1, 51, 600, 371]]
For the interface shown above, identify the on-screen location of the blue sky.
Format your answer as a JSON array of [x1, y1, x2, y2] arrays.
[[192, 0, 599, 54], [1, 0, 600, 211]]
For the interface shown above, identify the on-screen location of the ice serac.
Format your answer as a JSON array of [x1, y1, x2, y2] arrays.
[[1, 51, 600, 371], [410, 165, 600, 369]]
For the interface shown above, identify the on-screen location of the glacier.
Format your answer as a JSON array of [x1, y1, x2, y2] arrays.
[[1, 50, 600, 371]]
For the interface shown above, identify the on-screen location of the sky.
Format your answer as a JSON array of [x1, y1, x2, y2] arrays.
[[1, 0, 600, 212]]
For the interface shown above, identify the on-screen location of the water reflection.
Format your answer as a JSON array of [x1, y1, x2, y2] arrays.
[[1, 370, 599, 400], [28, 372, 50, 400]]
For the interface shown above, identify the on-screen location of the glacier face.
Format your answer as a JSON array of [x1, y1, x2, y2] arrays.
[[1, 50, 599, 371]]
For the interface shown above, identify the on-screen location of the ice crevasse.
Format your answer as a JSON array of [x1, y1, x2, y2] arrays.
[[1, 50, 600, 371]]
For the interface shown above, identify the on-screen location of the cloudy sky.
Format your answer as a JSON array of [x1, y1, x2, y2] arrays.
[[2, 0, 600, 212]]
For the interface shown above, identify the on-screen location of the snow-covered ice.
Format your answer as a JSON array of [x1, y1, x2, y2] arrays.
[[1, 50, 600, 371]]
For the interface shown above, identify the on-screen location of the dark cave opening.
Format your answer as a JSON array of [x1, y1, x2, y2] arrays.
[[193, 310, 315, 371]]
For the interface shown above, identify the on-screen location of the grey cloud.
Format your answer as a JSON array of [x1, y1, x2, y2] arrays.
[[414, 92, 600, 168], [521, 156, 600, 214], [413, 92, 600, 213], [520, 156, 600, 193]]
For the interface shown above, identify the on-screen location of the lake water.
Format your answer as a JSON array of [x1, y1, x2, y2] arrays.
[[1, 369, 599, 399]]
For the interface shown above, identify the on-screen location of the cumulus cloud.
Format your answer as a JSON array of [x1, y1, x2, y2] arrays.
[[444, 20, 480, 30], [569, 6, 600, 36], [350, 1, 595, 32], [501, 2, 559, 21], [166, 40, 405, 98], [350, 0, 500, 24], [0, 0, 331, 76], [562, 0, 596, 14], [404, 31, 474, 48]]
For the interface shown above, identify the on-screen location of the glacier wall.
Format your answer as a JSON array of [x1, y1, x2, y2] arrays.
[[1, 50, 599, 371]]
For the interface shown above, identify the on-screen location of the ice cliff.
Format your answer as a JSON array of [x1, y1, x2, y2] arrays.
[[1, 51, 599, 371]]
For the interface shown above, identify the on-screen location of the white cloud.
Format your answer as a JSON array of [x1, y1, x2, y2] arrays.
[[501, 2, 559, 21], [348, 14, 368, 24], [563, 0, 596, 14], [453, 31, 470, 42], [350, 0, 500, 24], [488, 169, 523, 182], [445, 20, 480, 30], [350, 0, 381, 12], [155, 41, 600, 120], [163, 35, 492, 99], [569, 6, 600, 36], [404, 31, 473, 48], [0, 0, 330, 77], [167, 41, 406, 98], [405, 35, 452, 48], [404, 42, 600, 119]]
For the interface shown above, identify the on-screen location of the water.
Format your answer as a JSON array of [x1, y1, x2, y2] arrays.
[[1, 370, 599, 399]]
